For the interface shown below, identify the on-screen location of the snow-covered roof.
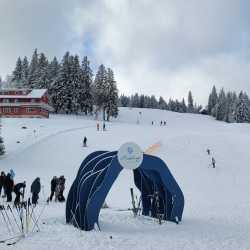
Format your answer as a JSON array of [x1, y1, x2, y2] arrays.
[[27, 89, 47, 98], [0, 89, 48, 99]]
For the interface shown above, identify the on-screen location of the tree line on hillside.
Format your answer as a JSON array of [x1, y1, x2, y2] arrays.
[[10, 49, 119, 120], [208, 86, 250, 123], [119, 91, 202, 113]]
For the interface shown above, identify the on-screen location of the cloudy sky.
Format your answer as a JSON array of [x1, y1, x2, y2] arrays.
[[1, 0, 250, 104]]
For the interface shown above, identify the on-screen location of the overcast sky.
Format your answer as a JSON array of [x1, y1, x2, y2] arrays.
[[1, 0, 250, 104]]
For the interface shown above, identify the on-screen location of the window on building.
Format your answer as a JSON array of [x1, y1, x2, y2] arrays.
[[27, 107, 33, 113], [14, 108, 19, 113], [3, 107, 11, 113]]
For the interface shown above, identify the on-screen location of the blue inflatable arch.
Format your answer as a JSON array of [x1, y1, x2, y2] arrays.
[[66, 150, 184, 231]]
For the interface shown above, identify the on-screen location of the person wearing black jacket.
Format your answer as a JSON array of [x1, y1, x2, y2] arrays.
[[0, 171, 6, 197], [49, 176, 58, 202], [5, 173, 14, 202], [31, 178, 41, 205], [14, 181, 26, 206], [57, 176, 66, 202]]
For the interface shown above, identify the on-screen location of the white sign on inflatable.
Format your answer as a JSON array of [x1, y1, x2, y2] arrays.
[[118, 142, 143, 170]]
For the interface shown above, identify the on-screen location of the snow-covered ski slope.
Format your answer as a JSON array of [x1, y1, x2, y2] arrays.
[[0, 107, 250, 250]]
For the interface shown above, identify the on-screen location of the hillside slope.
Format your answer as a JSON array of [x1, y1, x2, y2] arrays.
[[0, 107, 249, 250]]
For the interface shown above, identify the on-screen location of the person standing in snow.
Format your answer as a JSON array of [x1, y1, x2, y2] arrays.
[[97, 122, 100, 131], [164, 121, 166, 126], [103, 122, 106, 131], [83, 136, 87, 147], [160, 121, 163, 126], [207, 148, 211, 155], [48, 176, 58, 202], [151, 121, 154, 125], [14, 181, 26, 206], [31, 177, 41, 205], [57, 176, 66, 202], [5, 173, 14, 202], [0, 171, 6, 197], [212, 157, 216, 168]]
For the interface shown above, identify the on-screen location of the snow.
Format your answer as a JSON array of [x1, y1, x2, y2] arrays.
[[0, 89, 47, 99], [0, 107, 250, 249]]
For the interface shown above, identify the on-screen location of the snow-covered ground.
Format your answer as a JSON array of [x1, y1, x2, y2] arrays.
[[0, 107, 250, 250]]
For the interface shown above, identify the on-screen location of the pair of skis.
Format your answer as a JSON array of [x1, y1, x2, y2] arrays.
[[130, 188, 141, 217]]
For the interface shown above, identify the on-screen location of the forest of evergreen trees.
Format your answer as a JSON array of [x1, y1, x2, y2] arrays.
[[10, 49, 119, 120], [3, 48, 250, 125], [207, 86, 250, 123], [119, 91, 202, 114]]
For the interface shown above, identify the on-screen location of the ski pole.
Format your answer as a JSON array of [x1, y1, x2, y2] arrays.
[[3, 205, 15, 233], [31, 203, 46, 233], [7, 205, 22, 233], [0, 206, 11, 233]]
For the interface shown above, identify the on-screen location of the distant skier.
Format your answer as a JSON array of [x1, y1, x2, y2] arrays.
[[160, 121, 163, 126], [97, 122, 100, 131], [14, 181, 26, 206], [57, 176, 66, 202], [103, 122, 106, 131], [212, 157, 216, 168], [83, 136, 87, 147], [31, 177, 41, 205], [48, 176, 58, 202], [164, 121, 166, 126], [207, 148, 211, 155], [0, 171, 6, 197], [5, 173, 14, 202]]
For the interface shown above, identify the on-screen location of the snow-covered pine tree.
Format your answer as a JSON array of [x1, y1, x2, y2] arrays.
[[235, 91, 250, 123], [216, 88, 227, 121], [119, 94, 130, 107], [48, 57, 60, 82], [34, 52, 49, 89], [208, 86, 218, 115], [50, 52, 71, 113], [187, 91, 194, 113], [27, 49, 39, 88], [21, 56, 29, 86], [181, 98, 187, 113], [158, 96, 167, 110], [105, 68, 119, 121], [79, 56, 93, 115], [0, 119, 5, 156], [150, 95, 158, 109], [12, 57, 23, 87], [93, 64, 109, 120]]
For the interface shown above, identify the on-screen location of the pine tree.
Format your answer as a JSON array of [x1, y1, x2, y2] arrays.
[[216, 88, 227, 121], [158, 96, 167, 110], [181, 98, 187, 113], [79, 56, 93, 114], [93, 64, 109, 120], [21, 56, 29, 86], [105, 68, 119, 121], [34, 52, 49, 89], [0, 120, 5, 156], [27, 49, 39, 88], [188, 91, 194, 113], [48, 57, 60, 82], [235, 91, 250, 123], [50, 52, 71, 113], [208, 86, 218, 115], [12, 57, 23, 87]]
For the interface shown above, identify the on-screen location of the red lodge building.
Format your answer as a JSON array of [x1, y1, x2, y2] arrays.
[[0, 89, 54, 118]]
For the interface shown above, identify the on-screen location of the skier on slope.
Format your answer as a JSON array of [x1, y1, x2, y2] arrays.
[[14, 181, 26, 206], [5, 173, 14, 202], [212, 157, 216, 168], [31, 177, 41, 205], [48, 176, 58, 202], [103, 122, 106, 131], [207, 148, 211, 155], [83, 136, 87, 147], [97, 122, 100, 131]]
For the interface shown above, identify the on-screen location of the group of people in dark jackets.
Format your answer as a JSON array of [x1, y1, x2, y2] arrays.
[[0, 170, 42, 206], [0, 170, 67, 207]]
